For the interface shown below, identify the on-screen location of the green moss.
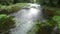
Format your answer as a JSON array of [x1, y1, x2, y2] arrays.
[[0, 3, 29, 14]]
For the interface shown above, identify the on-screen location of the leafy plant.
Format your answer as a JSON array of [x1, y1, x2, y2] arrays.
[[0, 14, 15, 33], [0, 3, 28, 14], [53, 16, 60, 31], [29, 19, 56, 34], [0, 0, 14, 5]]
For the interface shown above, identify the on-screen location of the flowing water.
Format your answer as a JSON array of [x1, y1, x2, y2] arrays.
[[9, 3, 45, 34]]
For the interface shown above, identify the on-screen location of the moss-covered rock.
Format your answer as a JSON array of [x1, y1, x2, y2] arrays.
[[0, 3, 28, 14]]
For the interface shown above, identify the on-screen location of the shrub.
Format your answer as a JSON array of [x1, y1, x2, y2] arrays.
[[29, 20, 56, 34], [0, 14, 15, 33], [53, 16, 60, 31], [0, 3, 28, 14], [0, 0, 14, 5]]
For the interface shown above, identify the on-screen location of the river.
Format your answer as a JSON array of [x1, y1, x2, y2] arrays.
[[9, 3, 45, 34]]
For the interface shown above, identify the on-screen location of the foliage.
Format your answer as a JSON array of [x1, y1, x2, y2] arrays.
[[0, 0, 31, 5], [44, 3, 60, 34], [44, 6, 60, 16], [29, 19, 56, 34], [0, 14, 15, 33], [0, 0, 60, 34], [37, 0, 60, 7], [14, 0, 30, 3], [0, 0, 14, 5], [53, 16, 60, 31], [0, 3, 28, 14]]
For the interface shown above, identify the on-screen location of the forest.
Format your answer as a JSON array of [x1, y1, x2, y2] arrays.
[[0, 0, 60, 34]]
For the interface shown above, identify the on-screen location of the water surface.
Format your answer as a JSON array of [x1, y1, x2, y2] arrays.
[[10, 3, 45, 34]]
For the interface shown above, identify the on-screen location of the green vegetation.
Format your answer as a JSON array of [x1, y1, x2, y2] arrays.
[[0, 0, 29, 34], [53, 16, 60, 31], [0, 3, 28, 14], [0, 0, 31, 5], [0, 0, 60, 34], [0, 0, 14, 5], [0, 14, 15, 34], [37, 0, 60, 7], [28, 19, 56, 34]]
